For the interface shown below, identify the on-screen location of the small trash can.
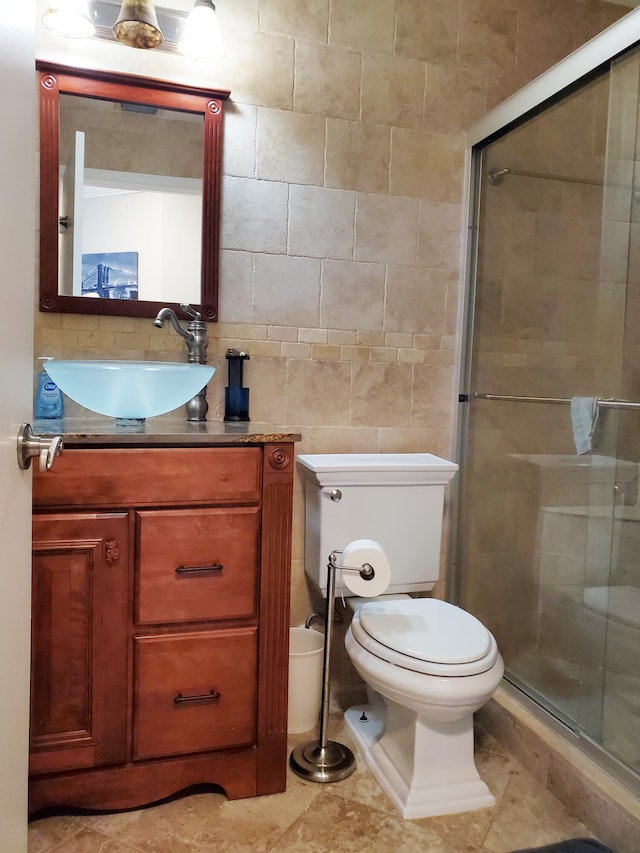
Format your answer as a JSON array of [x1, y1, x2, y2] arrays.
[[287, 627, 325, 734]]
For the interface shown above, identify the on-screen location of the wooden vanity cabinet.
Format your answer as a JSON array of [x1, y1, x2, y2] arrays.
[[29, 443, 294, 814]]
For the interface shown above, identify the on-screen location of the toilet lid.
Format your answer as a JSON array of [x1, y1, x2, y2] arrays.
[[358, 598, 492, 665]]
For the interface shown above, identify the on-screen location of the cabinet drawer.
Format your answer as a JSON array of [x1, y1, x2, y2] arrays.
[[136, 507, 259, 624], [33, 447, 262, 507], [133, 629, 257, 760]]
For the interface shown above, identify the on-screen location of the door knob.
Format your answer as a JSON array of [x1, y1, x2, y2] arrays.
[[17, 423, 64, 472]]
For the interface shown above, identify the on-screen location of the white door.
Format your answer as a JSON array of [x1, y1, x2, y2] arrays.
[[0, 3, 36, 851]]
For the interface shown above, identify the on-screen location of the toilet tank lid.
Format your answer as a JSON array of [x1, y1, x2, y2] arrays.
[[297, 453, 458, 486]]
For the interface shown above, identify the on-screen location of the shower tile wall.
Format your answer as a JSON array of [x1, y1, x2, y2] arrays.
[[34, 0, 628, 629]]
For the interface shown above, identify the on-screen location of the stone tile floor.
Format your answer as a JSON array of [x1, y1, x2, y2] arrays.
[[28, 717, 600, 852]]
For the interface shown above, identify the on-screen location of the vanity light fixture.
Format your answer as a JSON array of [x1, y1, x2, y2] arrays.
[[41, 0, 223, 59], [178, 0, 223, 61], [113, 0, 163, 48], [42, 0, 95, 38]]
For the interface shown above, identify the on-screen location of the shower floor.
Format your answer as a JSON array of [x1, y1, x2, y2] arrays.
[[507, 652, 640, 775]]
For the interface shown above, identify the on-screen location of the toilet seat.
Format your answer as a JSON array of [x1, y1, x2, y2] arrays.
[[352, 598, 499, 677]]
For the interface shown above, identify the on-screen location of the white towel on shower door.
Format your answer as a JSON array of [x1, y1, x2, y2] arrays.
[[570, 397, 598, 455]]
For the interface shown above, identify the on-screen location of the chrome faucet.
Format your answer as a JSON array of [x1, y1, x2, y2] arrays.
[[153, 303, 209, 421]]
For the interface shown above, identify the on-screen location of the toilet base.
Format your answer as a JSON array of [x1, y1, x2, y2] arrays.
[[345, 704, 496, 819]]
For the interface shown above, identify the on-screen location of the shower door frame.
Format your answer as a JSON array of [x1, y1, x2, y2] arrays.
[[451, 8, 640, 795]]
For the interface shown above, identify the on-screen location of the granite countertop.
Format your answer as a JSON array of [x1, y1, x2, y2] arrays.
[[33, 417, 301, 447]]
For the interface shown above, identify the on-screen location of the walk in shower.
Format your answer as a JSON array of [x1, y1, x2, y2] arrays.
[[456, 14, 640, 792]]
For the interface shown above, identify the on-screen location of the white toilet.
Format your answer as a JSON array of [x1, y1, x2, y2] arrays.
[[298, 453, 504, 819]]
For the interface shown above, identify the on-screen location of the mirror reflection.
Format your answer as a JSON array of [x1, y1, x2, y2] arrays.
[[38, 62, 229, 321], [58, 94, 204, 305]]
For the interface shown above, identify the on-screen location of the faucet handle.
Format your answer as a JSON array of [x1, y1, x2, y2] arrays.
[[180, 303, 201, 321]]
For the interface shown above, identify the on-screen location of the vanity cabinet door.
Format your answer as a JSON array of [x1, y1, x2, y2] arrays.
[[30, 512, 129, 776]]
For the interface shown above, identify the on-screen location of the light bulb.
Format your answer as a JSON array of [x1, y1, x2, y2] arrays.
[[178, 0, 223, 62]]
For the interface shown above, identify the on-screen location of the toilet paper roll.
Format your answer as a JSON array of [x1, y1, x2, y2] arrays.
[[340, 539, 390, 598]]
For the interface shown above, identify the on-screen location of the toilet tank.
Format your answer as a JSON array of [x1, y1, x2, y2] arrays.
[[298, 453, 458, 596]]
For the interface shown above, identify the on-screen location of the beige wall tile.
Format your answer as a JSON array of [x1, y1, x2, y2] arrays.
[[385, 266, 448, 335], [379, 427, 453, 456], [357, 331, 385, 347], [223, 102, 257, 178], [418, 201, 463, 270], [340, 345, 369, 361], [256, 108, 325, 185], [312, 426, 379, 452], [281, 341, 311, 358], [77, 330, 116, 349], [96, 316, 135, 332], [320, 260, 385, 331], [370, 346, 397, 362], [515, 7, 575, 82], [328, 0, 395, 53], [268, 325, 298, 342], [260, 0, 329, 42], [221, 176, 288, 253], [288, 186, 355, 260], [245, 341, 281, 357], [253, 254, 321, 326], [398, 348, 425, 363], [285, 358, 352, 425], [386, 333, 413, 348], [310, 343, 341, 359], [410, 363, 455, 427], [325, 119, 391, 194], [299, 328, 327, 343], [218, 250, 253, 324], [361, 54, 426, 129], [395, 0, 459, 64], [294, 42, 361, 121], [350, 361, 413, 427], [458, 0, 518, 77], [223, 29, 294, 109], [424, 64, 487, 134], [243, 356, 287, 423], [328, 330, 357, 345], [390, 128, 457, 202], [355, 194, 419, 265], [216, 0, 259, 30], [36, 328, 77, 350]]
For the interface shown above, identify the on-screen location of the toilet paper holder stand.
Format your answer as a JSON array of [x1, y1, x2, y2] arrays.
[[289, 549, 376, 784]]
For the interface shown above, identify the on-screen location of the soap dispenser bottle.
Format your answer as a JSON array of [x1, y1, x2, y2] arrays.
[[35, 358, 64, 419], [224, 349, 250, 422]]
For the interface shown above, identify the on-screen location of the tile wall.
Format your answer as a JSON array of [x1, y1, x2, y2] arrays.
[[34, 0, 627, 627]]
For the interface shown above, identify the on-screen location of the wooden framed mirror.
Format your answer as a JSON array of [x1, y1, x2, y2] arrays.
[[37, 61, 229, 322]]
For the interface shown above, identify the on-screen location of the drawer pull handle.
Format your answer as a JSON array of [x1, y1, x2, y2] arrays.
[[175, 562, 224, 575], [173, 689, 221, 705]]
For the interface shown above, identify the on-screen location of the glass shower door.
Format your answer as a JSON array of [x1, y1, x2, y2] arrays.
[[585, 44, 640, 773], [457, 42, 640, 780]]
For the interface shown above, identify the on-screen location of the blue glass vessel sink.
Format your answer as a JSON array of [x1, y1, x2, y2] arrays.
[[44, 360, 215, 419]]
